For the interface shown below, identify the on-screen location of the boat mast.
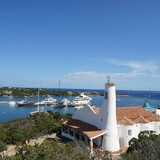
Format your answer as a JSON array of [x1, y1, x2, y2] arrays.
[[58, 80, 60, 102], [38, 88, 40, 112]]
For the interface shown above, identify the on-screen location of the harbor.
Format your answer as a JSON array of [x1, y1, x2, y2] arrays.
[[0, 92, 93, 108], [1, 89, 160, 123]]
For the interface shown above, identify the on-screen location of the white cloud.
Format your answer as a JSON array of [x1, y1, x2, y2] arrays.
[[63, 70, 145, 83], [64, 71, 106, 81], [104, 59, 158, 72], [62, 59, 159, 83], [41, 59, 160, 89]]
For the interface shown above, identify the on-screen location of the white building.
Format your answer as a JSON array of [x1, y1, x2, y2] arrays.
[[61, 81, 160, 152]]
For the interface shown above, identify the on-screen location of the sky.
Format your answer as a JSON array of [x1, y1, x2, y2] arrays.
[[0, 0, 160, 90]]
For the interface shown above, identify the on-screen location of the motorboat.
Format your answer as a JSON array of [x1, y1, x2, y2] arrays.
[[70, 93, 92, 106], [74, 92, 92, 101], [8, 101, 16, 106], [43, 95, 57, 105], [16, 100, 35, 106], [74, 105, 84, 110], [59, 98, 70, 107], [34, 101, 46, 106], [34, 95, 57, 106], [116, 99, 120, 102]]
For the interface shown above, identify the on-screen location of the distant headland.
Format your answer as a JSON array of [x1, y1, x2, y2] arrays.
[[0, 87, 129, 97], [0, 87, 79, 97]]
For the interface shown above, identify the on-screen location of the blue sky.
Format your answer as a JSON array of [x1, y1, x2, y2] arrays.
[[0, 0, 160, 90]]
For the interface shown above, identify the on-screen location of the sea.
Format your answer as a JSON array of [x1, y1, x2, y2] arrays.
[[0, 89, 160, 123]]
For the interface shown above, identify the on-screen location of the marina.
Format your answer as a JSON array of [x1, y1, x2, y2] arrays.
[[0, 92, 93, 107], [1, 89, 160, 123]]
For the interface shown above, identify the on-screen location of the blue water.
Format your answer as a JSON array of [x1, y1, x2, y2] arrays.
[[0, 89, 160, 123]]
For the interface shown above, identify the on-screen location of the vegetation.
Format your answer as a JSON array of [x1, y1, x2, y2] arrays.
[[120, 131, 160, 160], [0, 111, 72, 152], [0, 140, 112, 160], [0, 87, 79, 97], [0, 111, 112, 160], [7, 141, 91, 160], [2, 111, 160, 159]]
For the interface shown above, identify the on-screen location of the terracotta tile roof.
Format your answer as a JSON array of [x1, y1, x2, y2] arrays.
[[145, 114, 160, 121], [116, 107, 160, 124], [133, 115, 150, 123], [118, 117, 135, 125], [117, 107, 151, 119], [63, 119, 106, 139], [117, 107, 160, 125], [92, 106, 160, 125]]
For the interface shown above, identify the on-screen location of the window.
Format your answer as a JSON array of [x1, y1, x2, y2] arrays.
[[128, 130, 132, 136], [63, 126, 68, 133]]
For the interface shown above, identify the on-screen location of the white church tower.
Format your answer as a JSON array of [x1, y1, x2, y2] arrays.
[[99, 77, 120, 152]]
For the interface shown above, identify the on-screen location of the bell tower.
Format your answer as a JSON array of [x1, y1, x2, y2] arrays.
[[100, 77, 120, 151]]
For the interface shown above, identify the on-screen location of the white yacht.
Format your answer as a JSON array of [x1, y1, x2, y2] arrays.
[[43, 95, 57, 105], [8, 101, 16, 106], [70, 93, 92, 106], [16, 100, 35, 106], [34, 101, 46, 106], [34, 95, 57, 106], [59, 98, 70, 107]]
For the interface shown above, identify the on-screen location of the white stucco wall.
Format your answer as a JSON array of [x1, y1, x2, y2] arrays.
[[154, 122, 160, 134], [117, 125, 123, 138], [73, 105, 99, 127], [140, 122, 154, 131], [119, 122, 160, 147], [155, 109, 160, 115], [122, 124, 139, 147], [100, 83, 120, 152]]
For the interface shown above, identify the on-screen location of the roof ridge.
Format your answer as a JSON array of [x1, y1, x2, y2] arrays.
[[119, 117, 135, 125], [133, 115, 150, 123]]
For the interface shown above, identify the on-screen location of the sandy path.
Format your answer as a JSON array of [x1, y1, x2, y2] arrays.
[[0, 133, 56, 157]]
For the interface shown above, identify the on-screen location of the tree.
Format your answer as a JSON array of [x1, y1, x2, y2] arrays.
[[9, 140, 90, 160], [0, 141, 6, 152], [121, 131, 160, 160]]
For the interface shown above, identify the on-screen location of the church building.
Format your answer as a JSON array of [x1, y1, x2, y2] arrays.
[[61, 81, 160, 152]]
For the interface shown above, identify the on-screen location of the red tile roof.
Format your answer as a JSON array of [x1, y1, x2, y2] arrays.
[[118, 117, 135, 125], [63, 107, 160, 138], [63, 119, 106, 139], [133, 115, 150, 123], [92, 106, 160, 125], [116, 107, 160, 125]]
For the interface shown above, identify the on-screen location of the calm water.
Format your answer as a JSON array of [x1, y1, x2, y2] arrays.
[[0, 89, 160, 123]]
